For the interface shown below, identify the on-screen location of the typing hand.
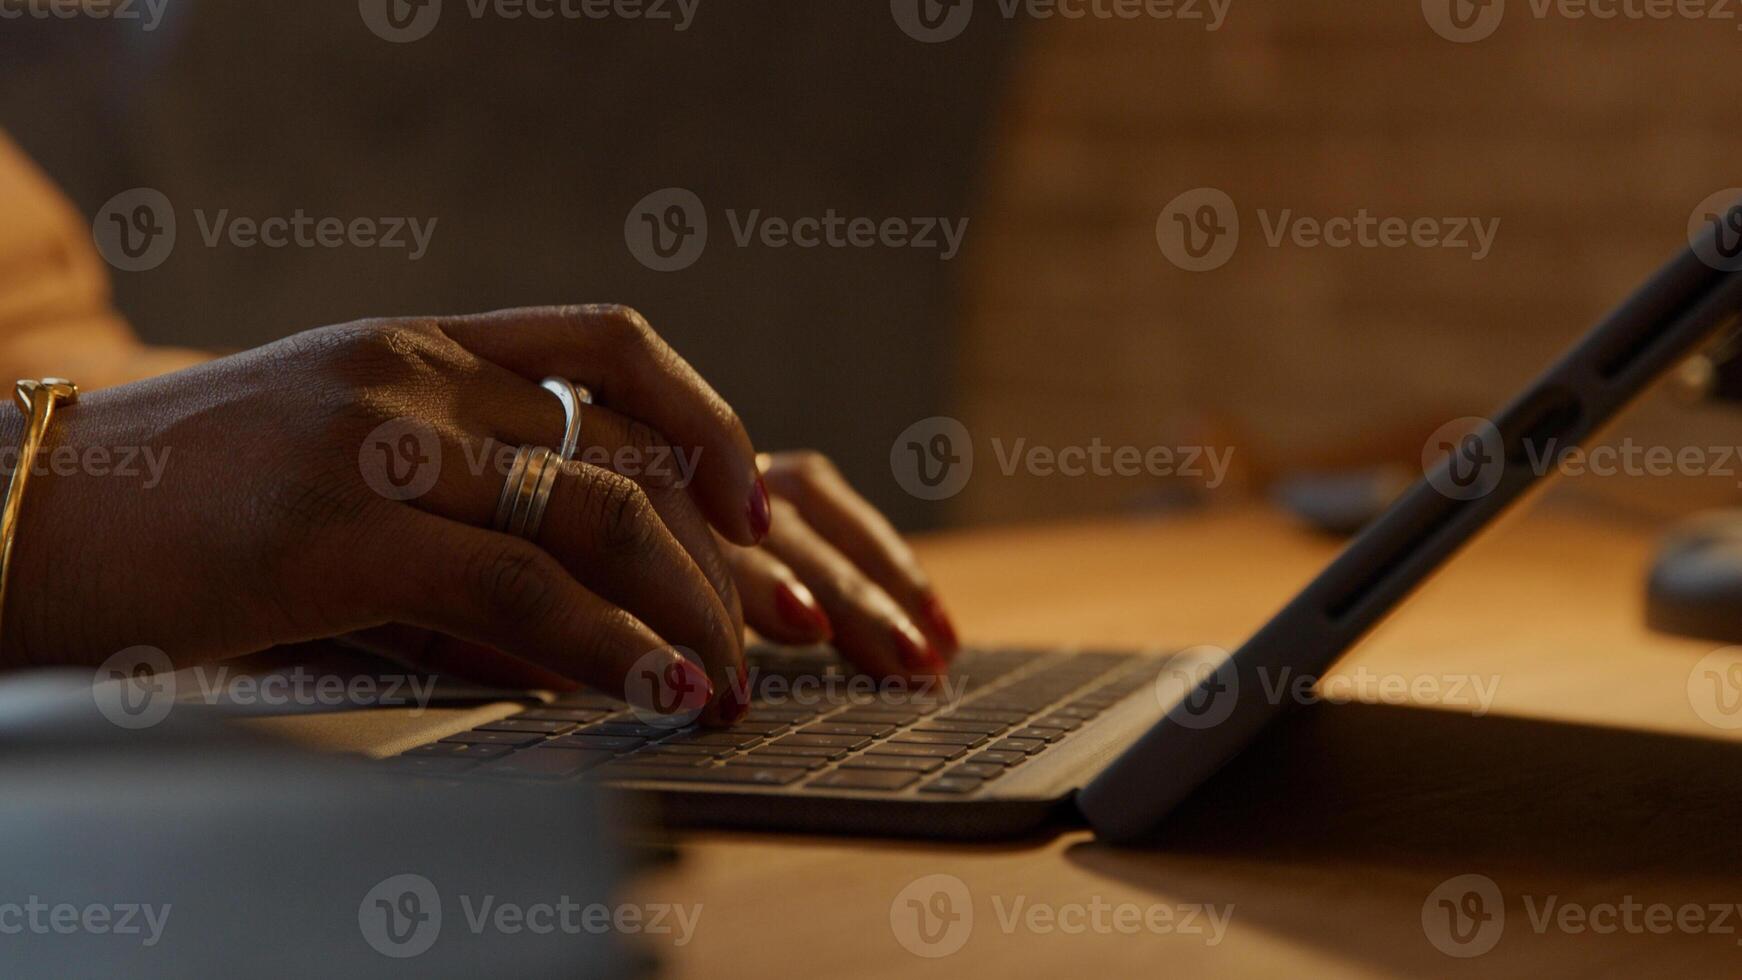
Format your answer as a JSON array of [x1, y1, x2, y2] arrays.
[[717, 452, 959, 678], [1, 306, 774, 725]]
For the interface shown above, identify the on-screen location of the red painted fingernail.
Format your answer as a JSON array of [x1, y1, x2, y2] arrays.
[[719, 663, 750, 723], [920, 592, 959, 654], [892, 620, 945, 675], [747, 478, 772, 542], [672, 655, 716, 713], [775, 581, 833, 641]]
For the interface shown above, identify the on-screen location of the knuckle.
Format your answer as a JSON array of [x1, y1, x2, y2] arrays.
[[793, 450, 837, 484], [778, 450, 838, 506], [576, 465, 659, 559], [333, 318, 450, 386], [574, 304, 655, 352], [464, 542, 562, 623], [625, 421, 678, 490]]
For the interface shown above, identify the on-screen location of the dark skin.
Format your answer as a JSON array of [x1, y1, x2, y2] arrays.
[[0, 305, 957, 725]]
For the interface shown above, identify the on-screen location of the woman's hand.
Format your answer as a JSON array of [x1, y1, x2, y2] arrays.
[[718, 453, 959, 675], [3, 306, 773, 724]]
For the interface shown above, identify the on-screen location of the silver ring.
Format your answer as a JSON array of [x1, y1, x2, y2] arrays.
[[540, 377, 594, 461], [492, 445, 533, 531], [493, 445, 558, 540], [523, 448, 563, 540]]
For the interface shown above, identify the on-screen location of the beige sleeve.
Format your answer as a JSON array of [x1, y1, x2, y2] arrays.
[[0, 132, 208, 389]]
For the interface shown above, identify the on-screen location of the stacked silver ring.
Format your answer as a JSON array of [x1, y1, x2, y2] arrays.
[[493, 445, 560, 539], [491, 377, 595, 541]]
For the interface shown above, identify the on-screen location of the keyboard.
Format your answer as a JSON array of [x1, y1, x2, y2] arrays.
[[384, 648, 1163, 798]]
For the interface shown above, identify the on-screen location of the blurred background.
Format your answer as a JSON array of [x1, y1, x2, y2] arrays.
[[3, 0, 1741, 532]]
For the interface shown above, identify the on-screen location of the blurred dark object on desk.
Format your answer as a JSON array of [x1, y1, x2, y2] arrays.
[[0, 672, 643, 980]]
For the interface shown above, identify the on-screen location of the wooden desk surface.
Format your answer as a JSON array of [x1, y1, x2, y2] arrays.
[[628, 503, 1742, 979]]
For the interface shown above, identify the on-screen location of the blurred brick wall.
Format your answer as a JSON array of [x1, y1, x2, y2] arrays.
[[950, 1, 1742, 526]]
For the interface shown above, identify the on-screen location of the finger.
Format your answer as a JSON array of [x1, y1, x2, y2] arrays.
[[759, 498, 942, 679], [468, 370, 744, 642], [402, 428, 746, 724], [370, 508, 716, 720], [762, 452, 959, 658], [717, 538, 833, 646], [539, 461, 746, 723], [436, 305, 770, 547]]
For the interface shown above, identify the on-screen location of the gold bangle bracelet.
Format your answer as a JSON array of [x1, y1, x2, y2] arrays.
[[0, 377, 79, 647]]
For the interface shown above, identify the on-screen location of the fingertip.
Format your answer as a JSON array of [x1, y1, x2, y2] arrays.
[[891, 618, 947, 678], [701, 661, 750, 727], [774, 580, 833, 643], [918, 591, 960, 660], [747, 477, 772, 543]]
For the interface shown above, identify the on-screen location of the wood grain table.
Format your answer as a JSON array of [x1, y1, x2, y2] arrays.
[[626, 503, 1742, 979]]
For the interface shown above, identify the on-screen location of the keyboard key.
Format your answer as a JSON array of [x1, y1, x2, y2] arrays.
[[948, 763, 1004, 780], [665, 732, 764, 749], [888, 731, 987, 748], [1009, 728, 1066, 743], [752, 743, 848, 760], [743, 707, 816, 723], [866, 743, 967, 760], [385, 756, 480, 775], [969, 750, 1026, 767], [1027, 716, 1081, 731], [990, 738, 1047, 755], [718, 720, 792, 736], [920, 776, 984, 795], [604, 765, 806, 786], [1054, 705, 1100, 719], [547, 734, 647, 752], [913, 720, 1006, 735], [476, 719, 577, 735], [440, 730, 545, 747], [404, 742, 466, 756], [514, 708, 610, 723], [733, 753, 828, 770], [808, 769, 921, 792], [831, 710, 920, 725], [551, 691, 628, 709], [939, 709, 1030, 724], [772, 734, 872, 751], [639, 745, 734, 758], [481, 747, 612, 778], [611, 753, 710, 768], [406, 742, 515, 760], [584, 722, 689, 738], [839, 755, 945, 773], [801, 722, 895, 738]]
